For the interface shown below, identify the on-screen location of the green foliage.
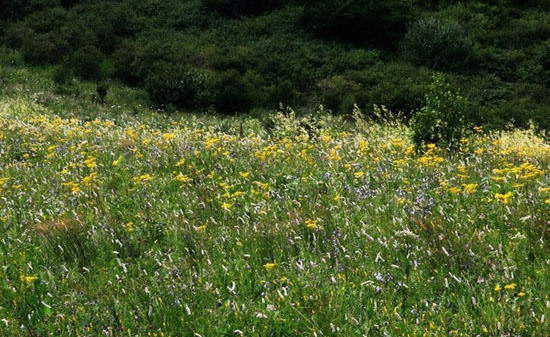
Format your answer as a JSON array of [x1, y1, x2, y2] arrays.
[[208, 69, 253, 114], [402, 17, 474, 71], [0, 85, 548, 335], [317, 75, 360, 113], [1, 0, 548, 130], [52, 65, 81, 96], [411, 75, 470, 149], [0, 0, 59, 22], [21, 33, 68, 64], [201, 0, 287, 18], [347, 62, 434, 118], [145, 64, 208, 111], [301, 0, 415, 48], [66, 45, 105, 81]]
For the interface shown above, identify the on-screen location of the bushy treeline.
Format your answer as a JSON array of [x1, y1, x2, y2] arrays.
[[1, 0, 549, 129]]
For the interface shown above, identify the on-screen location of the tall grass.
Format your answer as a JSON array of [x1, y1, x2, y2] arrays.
[[0, 68, 548, 336]]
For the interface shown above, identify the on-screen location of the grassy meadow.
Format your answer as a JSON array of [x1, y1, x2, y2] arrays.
[[0, 60, 549, 336]]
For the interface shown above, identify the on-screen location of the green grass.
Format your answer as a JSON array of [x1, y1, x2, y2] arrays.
[[0, 60, 548, 337]]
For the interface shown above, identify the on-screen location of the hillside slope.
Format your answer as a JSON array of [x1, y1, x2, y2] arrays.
[[1, 0, 549, 129]]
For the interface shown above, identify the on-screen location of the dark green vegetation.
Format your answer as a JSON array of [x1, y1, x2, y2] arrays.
[[1, 0, 549, 128]]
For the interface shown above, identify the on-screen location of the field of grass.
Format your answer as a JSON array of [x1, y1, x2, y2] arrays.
[[0, 60, 549, 336]]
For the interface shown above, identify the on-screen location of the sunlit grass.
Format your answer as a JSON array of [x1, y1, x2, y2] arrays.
[[0, 92, 548, 336]]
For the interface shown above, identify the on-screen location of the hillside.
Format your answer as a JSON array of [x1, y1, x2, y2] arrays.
[[1, 0, 549, 130]]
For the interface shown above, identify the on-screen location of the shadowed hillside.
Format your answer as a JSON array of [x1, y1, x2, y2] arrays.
[[1, 0, 549, 130]]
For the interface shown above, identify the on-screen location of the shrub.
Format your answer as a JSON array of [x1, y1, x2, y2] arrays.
[[0, 0, 58, 22], [21, 33, 69, 64], [0, 46, 23, 66], [24, 6, 68, 34], [301, 0, 414, 48], [145, 64, 208, 111], [2, 22, 34, 48], [401, 17, 474, 72], [410, 74, 470, 149], [201, 0, 287, 18], [208, 69, 253, 114], [52, 64, 72, 86], [317, 75, 360, 113], [52, 65, 81, 97], [65, 45, 105, 81], [347, 62, 434, 118]]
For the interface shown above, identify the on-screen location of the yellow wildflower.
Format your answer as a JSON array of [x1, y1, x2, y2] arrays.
[[495, 192, 513, 204], [305, 219, 318, 230], [232, 191, 245, 198], [254, 181, 269, 190], [393, 159, 407, 167], [221, 202, 233, 210], [449, 187, 462, 194], [162, 133, 176, 142], [327, 148, 342, 161], [20, 275, 38, 283], [0, 178, 10, 187], [321, 134, 332, 144], [263, 263, 277, 272], [125, 129, 138, 140], [81, 172, 97, 187], [391, 138, 405, 148], [354, 171, 365, 178], [175, 173, 191, 184], [84, 157, 96, 169], [124, 222, 135, 232], [504, 283, 516, 290], [112, 155, 123, 167], [512, 183, 524, 188], [62, 181, 81, 194], [494, 284, 502, 292], [239, 171, 250, 178], [418, 155, 444, 167], [133, 174, 154, 184], [194, 225, 207, 232], [462, 183, 478, 194]]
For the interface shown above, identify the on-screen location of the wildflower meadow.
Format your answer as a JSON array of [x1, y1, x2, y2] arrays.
[[0, 71, 549, 336]]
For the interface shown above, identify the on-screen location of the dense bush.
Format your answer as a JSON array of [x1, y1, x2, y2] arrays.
[[411, 75, 470, 149], [52, 64, 81, 96], [145, 64, 208, 110], [301, 0, 415, 48], [77, 2, 144, 53], [2, 22, 34, 49], [317, 75, 360, 113], [201, 0, 287, 18], [0, 0, 59, 22], [66, 45, 105, 81], [346, 62, 434, 117], [1, 0, 548, 131], [401, 17, 474, 71], [21, 33, 69, 64], [208, 69, 253, 114]]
